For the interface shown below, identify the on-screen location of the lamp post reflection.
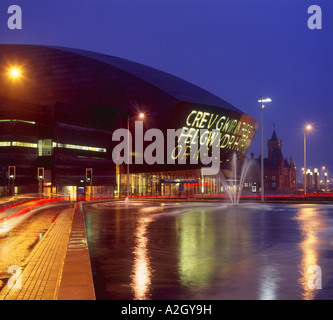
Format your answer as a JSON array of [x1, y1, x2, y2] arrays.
[[258, 262, 281, 300], [178, 211, 216, 288], [130, 215, 154, 300], [295, 207, 323, 300]]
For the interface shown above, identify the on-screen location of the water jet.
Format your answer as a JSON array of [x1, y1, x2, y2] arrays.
[[218, 153, 252, 206]]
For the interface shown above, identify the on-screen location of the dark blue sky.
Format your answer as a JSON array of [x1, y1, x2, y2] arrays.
[[1, 0, 332, 181]]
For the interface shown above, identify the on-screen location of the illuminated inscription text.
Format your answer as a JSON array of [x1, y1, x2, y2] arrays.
[[171, 110, 256, 162], [112, 110, 257, 176]]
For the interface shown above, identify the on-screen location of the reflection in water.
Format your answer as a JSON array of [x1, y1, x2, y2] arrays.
[[296, 207, 323, 300], [130, 215, 154, 300], [86, 202, 333, 300], [178, 211, 216, 288], [259, 262, 281, 300]]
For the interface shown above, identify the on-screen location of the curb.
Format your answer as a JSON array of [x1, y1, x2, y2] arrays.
[[56, 202, 96, 300]]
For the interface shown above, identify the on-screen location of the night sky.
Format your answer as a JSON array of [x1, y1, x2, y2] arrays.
[[0, 0, 332, 181]]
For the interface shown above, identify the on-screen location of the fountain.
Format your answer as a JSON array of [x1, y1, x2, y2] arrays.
[[218, 153, 252, 206], [125, 197, 130, 205]]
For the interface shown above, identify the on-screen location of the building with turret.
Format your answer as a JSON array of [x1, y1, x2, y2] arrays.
[[245, 129, 297, 194]]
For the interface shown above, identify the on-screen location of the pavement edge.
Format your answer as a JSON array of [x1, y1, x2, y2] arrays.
[[55, 202, 96, 300]]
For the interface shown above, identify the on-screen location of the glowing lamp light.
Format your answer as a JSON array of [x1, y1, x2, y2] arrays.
[[306, 125, 312, 131], [10, 69, 19, 77], [258, 98, 272, 103], [9, 68, 21, 79], [139, 113, 145, 119]]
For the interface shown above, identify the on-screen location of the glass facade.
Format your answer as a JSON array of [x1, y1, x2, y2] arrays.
[[117, 169, 225, 197]]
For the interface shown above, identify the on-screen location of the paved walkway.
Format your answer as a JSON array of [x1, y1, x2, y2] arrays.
[[0, 203, 95, 300], [56, 203, 95, 300]]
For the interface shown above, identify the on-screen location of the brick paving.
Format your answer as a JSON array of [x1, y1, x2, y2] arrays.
[[0, 203, 95, 300]]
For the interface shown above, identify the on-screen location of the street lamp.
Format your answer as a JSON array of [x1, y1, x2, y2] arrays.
[[9, 68, 20, 78], [3, 67, 22, 196], [322, 166, 329, 192], [6, 66, 22, 81], [258, 96, 272, 202], [304, 124, 312, 195], [125, 112, 145, 204]]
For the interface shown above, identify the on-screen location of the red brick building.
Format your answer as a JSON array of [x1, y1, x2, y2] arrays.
[[245, 130, 297, 194]]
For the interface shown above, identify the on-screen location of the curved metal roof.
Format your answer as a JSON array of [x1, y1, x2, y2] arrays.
[[45, 46, 242, 113], [0, 44, 246, 117]]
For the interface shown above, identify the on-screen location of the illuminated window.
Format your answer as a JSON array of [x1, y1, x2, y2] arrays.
[[12, 141, 38, 148], [0, 141, 37, 148], [0, 142, 11, 147], [0, 119, 35, 125], [38, 139, 52, 156], [0, 139, 108, 154], [53, 142, 106, 153]]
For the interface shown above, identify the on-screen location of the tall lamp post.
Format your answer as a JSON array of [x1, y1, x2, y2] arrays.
[[258, 96, 272, 202], [304, 124, 312, 195], [125, 112, 145, 204], [4, 67, 22, 196], [322, 166, 329, 192]]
